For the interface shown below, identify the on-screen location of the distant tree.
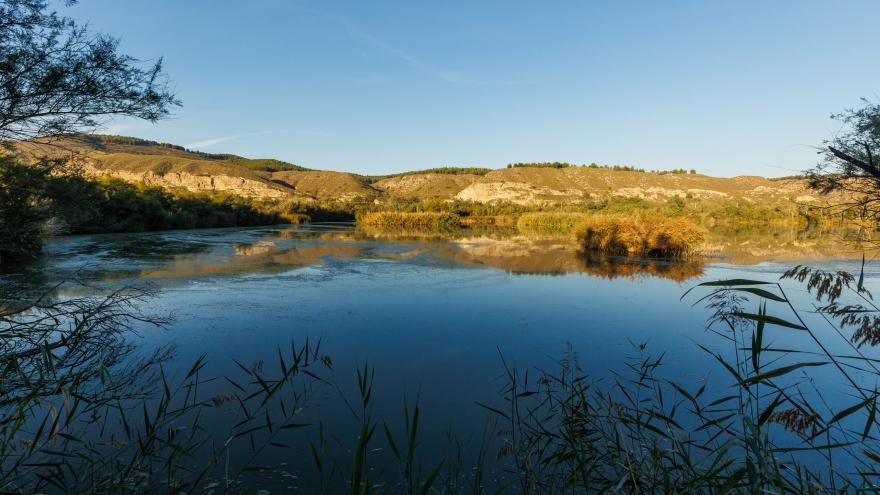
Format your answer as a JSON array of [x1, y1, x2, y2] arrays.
[[808, 99, 880, 218], [0, 0, 178, 263]]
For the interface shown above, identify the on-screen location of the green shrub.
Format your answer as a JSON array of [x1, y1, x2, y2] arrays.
[[0, 157, 54, 263]]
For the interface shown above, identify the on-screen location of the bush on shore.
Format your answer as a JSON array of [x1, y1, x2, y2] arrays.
[[516, 212, 590, 235], [357, 211, 461, 230], [50, 177, 291, 233], [577, 213, 707, 258]]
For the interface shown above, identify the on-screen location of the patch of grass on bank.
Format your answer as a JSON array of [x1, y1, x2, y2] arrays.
[[460, 214, 517, 227], [75, 134, 310, 172], [357, 211, 462, 230], [516, 212, 590, 235], [363, 195, 859, 229], [577, 213, 707, 258]]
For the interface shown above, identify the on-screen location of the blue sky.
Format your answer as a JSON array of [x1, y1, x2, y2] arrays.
[[70, 0, 879, 177]]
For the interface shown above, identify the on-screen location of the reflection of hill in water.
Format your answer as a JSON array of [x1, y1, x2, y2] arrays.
[[27, 224, 879, 296], [349, 224, 879, 282], [436, 236, 704, 282], [134, 230, 707, 283], [704, 226, 878, 264], [353, 225, 519, 242], [140, 243, 368, 279]]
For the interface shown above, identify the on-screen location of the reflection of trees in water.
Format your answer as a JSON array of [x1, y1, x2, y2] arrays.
[[12, 225, 875, 302], [353, 225, 519, 242], [577, 253, 705, 282], [440, 237, 706, 282], [704, 225, 879, 263], [139, 242, 369, 279]]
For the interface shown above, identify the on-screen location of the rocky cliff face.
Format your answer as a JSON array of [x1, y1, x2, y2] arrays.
[[83, 163, 293, 199], [456, 182, 584, 204], [372, 173, 480, 199], [84, 157, 833, 206], [452, 168, 829, 205]]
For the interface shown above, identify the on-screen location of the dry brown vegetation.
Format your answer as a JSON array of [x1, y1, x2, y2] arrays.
[[516, 212, 591, 235], [577, 213, 708, 258], [357, 211, 461, 229], [460, 214, 518, 227]]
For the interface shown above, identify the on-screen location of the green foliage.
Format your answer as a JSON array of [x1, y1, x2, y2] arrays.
[[223, 156, 310, 172], [0, 3, 177, 141], [78, 134, 310, 172], [0, 157, 53, 263], [49, 176, 289, 233], [506, 161, 642, 171], [75, 133, 196, 152], [358, 194, 856, 233], [508, 161, 572, 169], [506, 162, 695, 174], [808, 99, 880, 219], [0, 156, 344, 265], [267, 198, 356, 222]]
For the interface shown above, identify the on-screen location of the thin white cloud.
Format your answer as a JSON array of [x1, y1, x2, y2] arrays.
[[185, 133, 255, 149], [298, 5, 541, 86], [185, 129, 334, 150], [102, 123, 148, 135]]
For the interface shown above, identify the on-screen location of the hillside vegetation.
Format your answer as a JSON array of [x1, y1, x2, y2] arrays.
[[7, 134, 863, 239], [14, 134, 846, 207], [73, 134, 310, 172]]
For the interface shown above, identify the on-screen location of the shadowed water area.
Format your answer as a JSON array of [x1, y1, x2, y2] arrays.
[[3, 223, 880, 491]]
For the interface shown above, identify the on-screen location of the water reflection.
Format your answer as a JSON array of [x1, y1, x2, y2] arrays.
[[430, 236, 704, 282], [140, 242, 369, 279], [139, 228, 708, 283], [14, 222, 876, 296], [704, 225, 876, 263]]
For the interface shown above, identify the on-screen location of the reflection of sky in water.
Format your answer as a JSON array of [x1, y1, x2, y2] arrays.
[[5, 223, 880, 489]]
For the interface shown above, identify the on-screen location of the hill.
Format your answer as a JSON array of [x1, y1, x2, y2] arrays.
[[11, 135, 840, 208], [454, 167, 819, 205]]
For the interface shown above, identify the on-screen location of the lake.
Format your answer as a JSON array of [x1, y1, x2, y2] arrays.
[[3, 223, 878, 492]]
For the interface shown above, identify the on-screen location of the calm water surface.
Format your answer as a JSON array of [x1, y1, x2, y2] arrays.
[[5, 223, 879, 490]]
